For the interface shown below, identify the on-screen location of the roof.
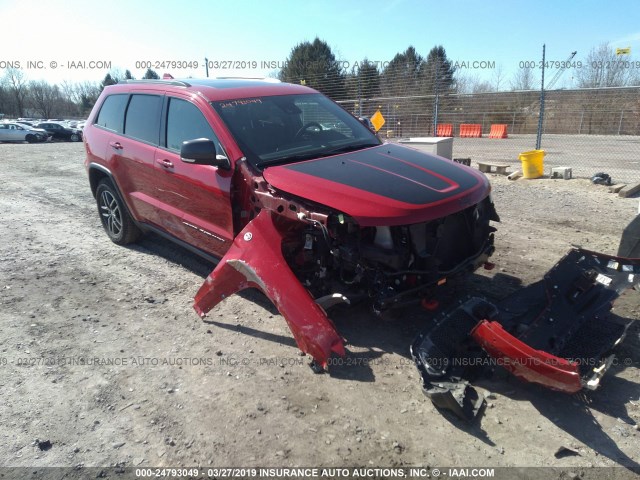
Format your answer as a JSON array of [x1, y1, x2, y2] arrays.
[[110, 77, 316, 101]]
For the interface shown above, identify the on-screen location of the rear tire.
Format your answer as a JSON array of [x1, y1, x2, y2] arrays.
[[96, 179, 141, 245], [70, 133, 81, 142]]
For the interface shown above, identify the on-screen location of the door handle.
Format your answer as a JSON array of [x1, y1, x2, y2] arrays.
[[109, 141, 123, 150], [157, 159, 174, 168]]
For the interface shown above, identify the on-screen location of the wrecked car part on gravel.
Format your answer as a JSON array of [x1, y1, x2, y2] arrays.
[[411, 248, 640, 420], [411, 297, 495, 420]]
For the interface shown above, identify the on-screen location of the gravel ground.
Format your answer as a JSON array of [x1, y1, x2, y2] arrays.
[[0, 142, 639, 477], [408, 134, 640, 184]]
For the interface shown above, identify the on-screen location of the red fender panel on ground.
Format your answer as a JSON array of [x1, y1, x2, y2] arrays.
[[193, 210, 345, 368]]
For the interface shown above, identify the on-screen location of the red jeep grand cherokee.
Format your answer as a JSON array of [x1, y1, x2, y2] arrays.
[[84, 78, 499, 368]]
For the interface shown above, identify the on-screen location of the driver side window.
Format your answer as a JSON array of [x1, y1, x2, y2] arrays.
[[166, 98, 219, 152]]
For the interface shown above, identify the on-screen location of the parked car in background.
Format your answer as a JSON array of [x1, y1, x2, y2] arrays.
[[0, 122, 48, 143], [35, 122, 82, 142]]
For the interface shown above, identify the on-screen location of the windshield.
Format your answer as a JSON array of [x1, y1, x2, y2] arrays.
[[211, 93, 381, 168]]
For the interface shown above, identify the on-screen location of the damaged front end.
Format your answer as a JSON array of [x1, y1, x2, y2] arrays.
[[194, 149, 499, 370], [411, 248, 640, 420], [193, 194, 498, 369]]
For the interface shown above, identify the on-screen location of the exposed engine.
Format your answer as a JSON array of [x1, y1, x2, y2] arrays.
[[283, 196, 499, 310]]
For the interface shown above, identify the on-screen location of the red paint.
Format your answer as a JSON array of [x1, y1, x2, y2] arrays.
[[471, 320, 582, 394], [263, 161, 490, 227], [193, 210, 345, 368], [421, 299, 440, 311]]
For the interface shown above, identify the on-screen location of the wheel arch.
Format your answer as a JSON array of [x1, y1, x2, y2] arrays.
[[88, 162, 142, 229], [88, 163, 115, 198]]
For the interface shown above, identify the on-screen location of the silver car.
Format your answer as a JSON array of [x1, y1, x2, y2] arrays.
[[0, 122, 48, 143]]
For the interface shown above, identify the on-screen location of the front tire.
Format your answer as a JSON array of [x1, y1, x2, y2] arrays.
[[25, 134, 37, 143], [96, 179, 141, 245], [70, 133, 81, 142]]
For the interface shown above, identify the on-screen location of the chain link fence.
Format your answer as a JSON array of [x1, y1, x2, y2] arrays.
[[336, 86, 640, 184]]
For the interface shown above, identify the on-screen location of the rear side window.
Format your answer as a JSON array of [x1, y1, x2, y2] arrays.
[[95, 94, 128, 133], [124, 94, 162, 144], [166, 97, 217, 152]]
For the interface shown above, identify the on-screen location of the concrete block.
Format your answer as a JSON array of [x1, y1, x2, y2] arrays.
[[551, 167, 572, 180]]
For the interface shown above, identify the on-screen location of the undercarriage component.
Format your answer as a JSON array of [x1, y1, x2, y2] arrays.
[[412, 248, 640, 419], [424, 380, 485, 421], [193, 210, 345, 368], [411, 297, 497, 420]]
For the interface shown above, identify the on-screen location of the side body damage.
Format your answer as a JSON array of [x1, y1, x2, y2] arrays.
[[411, 248, 640, 420]]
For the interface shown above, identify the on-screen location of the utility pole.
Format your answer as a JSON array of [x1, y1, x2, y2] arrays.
[[353, 64, 362, 117], [536, 45, 545, 150]]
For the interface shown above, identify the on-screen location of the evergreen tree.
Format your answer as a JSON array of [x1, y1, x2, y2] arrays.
[[424, 45, 456, 95], [278, 38, 346, 100], [381, 46, 425, 97], [143, 68, 160, 80]]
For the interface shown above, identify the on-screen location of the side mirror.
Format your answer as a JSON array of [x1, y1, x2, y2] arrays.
[[180, 138, 230, 169]]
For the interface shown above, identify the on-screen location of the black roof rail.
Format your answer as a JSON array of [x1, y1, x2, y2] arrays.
[[117, 79, 191, 87]]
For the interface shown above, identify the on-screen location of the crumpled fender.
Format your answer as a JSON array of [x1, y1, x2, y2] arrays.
[[193, 210, 345, 368]]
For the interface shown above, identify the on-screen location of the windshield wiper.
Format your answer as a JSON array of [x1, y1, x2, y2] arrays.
[[256, 152, 323, 168], [256, 142, 380, 169], [323, 142, 380, 156]]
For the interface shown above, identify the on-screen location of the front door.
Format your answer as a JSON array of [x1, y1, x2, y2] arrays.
[[153, 94, 234, 258]]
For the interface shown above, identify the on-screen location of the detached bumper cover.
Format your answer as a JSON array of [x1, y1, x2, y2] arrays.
[[193, 210, 345, 368], [412, 248, 640, 419]]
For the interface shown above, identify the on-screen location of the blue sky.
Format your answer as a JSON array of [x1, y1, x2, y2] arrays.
[[1, 0, 639, 86]]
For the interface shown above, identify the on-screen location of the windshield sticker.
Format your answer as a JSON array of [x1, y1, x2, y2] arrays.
[[219, 98, 263, 108]]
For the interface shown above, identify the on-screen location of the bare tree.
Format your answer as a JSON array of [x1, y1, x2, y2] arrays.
[[491, 64, 505, 92], [510, 66, 537, 91], [2, 68, 29, 117], [76, 81, 101, 113], [576, 42, 633, 87], [456, 73, 493, 94], [60, 80, 81, 105], [29, 80, 63, 119], [58, 80, 100, 113]]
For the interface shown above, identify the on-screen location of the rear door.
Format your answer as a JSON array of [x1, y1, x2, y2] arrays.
[[97, 92, 164, 225], [153, 94, 234, 258], [47, 123, 63, 139]]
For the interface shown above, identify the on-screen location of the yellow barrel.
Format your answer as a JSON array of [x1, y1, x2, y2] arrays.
[[518, 150, 545, 179]]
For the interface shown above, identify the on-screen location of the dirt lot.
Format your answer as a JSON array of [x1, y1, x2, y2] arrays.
[[0, 142, 639, 476]]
